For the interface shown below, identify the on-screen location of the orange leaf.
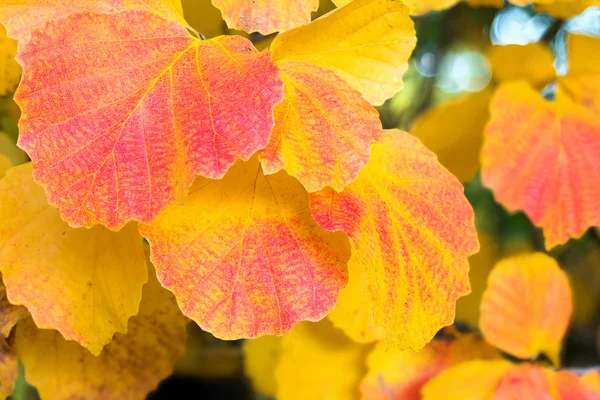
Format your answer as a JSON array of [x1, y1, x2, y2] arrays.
[[11, 10, 283, 229], [480, 252, 572, 365], [139, 157, 350, 340], [310, 129, 478, 349], [493, 363, 555, 400], [360, 333, 499, 400], [553, 371, 600, 400], [259, 60, 382, 192], [0, 0, 187, 41], [0, 164, 148, 355], [481, 81, 600, 248], [15, 267, 188, 400], [211, 0, 318, 35]]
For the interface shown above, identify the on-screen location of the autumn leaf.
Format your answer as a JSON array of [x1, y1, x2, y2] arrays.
[[15, 265, 188, 400], [360, 332, 498, 400], [275, 320, 371, 400], [259, 60, 382, 192], [479, 253, 572, 366], [270, 0, 416, 106], [488, 43, 556, 87], [0, 277, 27, 339], [212, 0, 318, 35], [0, 0, 188, 41], [537, 0, 600, 19], [310, 129, 478, 350], [0, 163, 148, 355], [243, 335, 283, 397], [140, 157, 350, 340], [481, 81, 600, 248], [0, 277, 27, 399], [554, 370, 600, 399], [410, 88, 492, 183], [333, 0, 462, 17], [327, 253, 386, 343], [0, 25, 19, 96], [10, 9, 283, 229]]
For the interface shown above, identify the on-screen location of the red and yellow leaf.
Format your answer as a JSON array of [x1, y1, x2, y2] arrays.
[[12, 10, 283, 229], [211, 0, 318, 35], [259, 60, 382, 192], [553, 371, 600, 400], [0, 163, 148, 355], [480, 252, 572, 366], [270, 0, 416, 106], [309, 129, 478, 349], [360, 332, 498, 400], [140, 157, 350, 340], [275, 320, 371, 400], [493, 363, 555, 400], [0, 0, 187, 41], [481, 81, 600, 248], [15, 267, 188, 400]]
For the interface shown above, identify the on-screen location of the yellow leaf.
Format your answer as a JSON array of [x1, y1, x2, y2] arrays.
[[463, 0, 503, 8], [0, 156, 10, 179], [421, 359, 513, 400], [243, 336, 283, 396], [455, 231, 498, 327], [410, 88, 493, 183], [270, 0, 416, 105], [0, 25, 19, 96], [15, 267, 188, 400], [361, 333, 499, 399], [275, 320, 371, 400], [537, 0, 600, 19], [566, 33, 600, 76], [0, 163, 148, 355], [480, 253, 572, 366], [334, 0, 461, 15], [488, 43, 555, 87], [310, 130, 478, 350], [327, 253, 385, 343], [0, 338, 16, 399], [0, 277, 27, 338]]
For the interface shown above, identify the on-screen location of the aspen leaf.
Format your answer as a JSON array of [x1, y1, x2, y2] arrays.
[[15, 268, 188, 400], [488, 43, 556, 87], [421, 359, 513, 400], [140, 157, 351, 340], [211, 0, 318, 35], [480, 253, 572, 366], [327, 253, 385, 343], [410, 88, 493, 183], [11, 9, 283, 229], [259, 60, 382, 193], [270, 0, 416, 105], [0, 25, 19, 96], [275, 320, 371, 400], [360, 332, 499, 400], [481, 81, 600, 248], [0, 163, 148, 355], [310, 129, 478, 350], [243, 335, 283, 397], [0, 0, 187, 41]]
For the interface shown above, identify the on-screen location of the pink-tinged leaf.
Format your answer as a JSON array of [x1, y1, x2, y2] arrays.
[[14, 10, 283, 229], [139, 157, 351, 340], [309, 129, 478, 350]]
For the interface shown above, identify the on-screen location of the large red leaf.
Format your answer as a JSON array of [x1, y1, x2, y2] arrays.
[[14, 10, 283, 229]]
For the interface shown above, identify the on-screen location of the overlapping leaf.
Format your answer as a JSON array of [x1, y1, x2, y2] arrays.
[[0, 0, 188, 40], [360, 332, 498, 400], [140, 157, 350, 340], [310, 130, 478, 349], [0, 25, 19, 96], [15, 266, 188, 400], [481, 81, 600, 248], [211, 0, 318, 35], [259, 60, 382, 192], [270, 0, 416, 106], [480, 253, 572, 366], [11, 9, 283, 229], [0, 163, 148, 355]]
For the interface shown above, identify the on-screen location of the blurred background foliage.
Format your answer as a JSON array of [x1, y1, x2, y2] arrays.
[[4, 0, 600, 398]]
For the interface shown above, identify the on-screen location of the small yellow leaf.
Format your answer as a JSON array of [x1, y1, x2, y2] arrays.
[[410, 88, 493, 183], [270, 0, 416, 105], [488, 43, 555, 87], [15, 268, 188, 400], [275, 320, 371, 400], [537, 0, 600, 20], [567, 33, 600, 76], [243, 336, 283, 396], [480, 252, 572, 366], [0, 25, 19, 96], [0, 163, 148, 355]]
